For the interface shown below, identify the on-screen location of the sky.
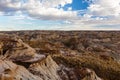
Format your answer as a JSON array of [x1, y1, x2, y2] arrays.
[[0, 0, 120, 31]]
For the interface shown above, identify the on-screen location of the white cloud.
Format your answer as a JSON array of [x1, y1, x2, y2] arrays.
[[68, 7, 72, 11], [0, 0, 76, 20], [88, 0, 120, 16], [27, 8, 77, 20], [22, 0, 76, 20], [0, 11, 4, 15], [80, 0, 120, 28]]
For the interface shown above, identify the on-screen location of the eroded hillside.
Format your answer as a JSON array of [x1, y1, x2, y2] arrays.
[[0, 31, 120, 80]]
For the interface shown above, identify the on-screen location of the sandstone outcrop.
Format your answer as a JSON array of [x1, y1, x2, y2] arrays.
[[29, 55, 61, 80], [0, 60, 42, 80]]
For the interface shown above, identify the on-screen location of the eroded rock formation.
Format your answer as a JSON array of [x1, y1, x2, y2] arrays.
[[0, 60, 41, 80], [0, 34, 115, 80]]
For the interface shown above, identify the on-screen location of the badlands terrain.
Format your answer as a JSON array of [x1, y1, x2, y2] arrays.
[[0, 31, 120, 80]]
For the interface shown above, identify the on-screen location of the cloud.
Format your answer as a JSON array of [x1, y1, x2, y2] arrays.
[[88, 0, 120, 17], [0, 0, 120, 30], [0, 0, 76, 20], [22, 0, 77, 20], [80, 0, 120, 27], [39, 0, 72, 7], [0, 0, 21, 13]]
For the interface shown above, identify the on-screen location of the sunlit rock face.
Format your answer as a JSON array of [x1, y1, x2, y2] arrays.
[[29, 55, 61, 80], [0, 60, 41, 80]]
